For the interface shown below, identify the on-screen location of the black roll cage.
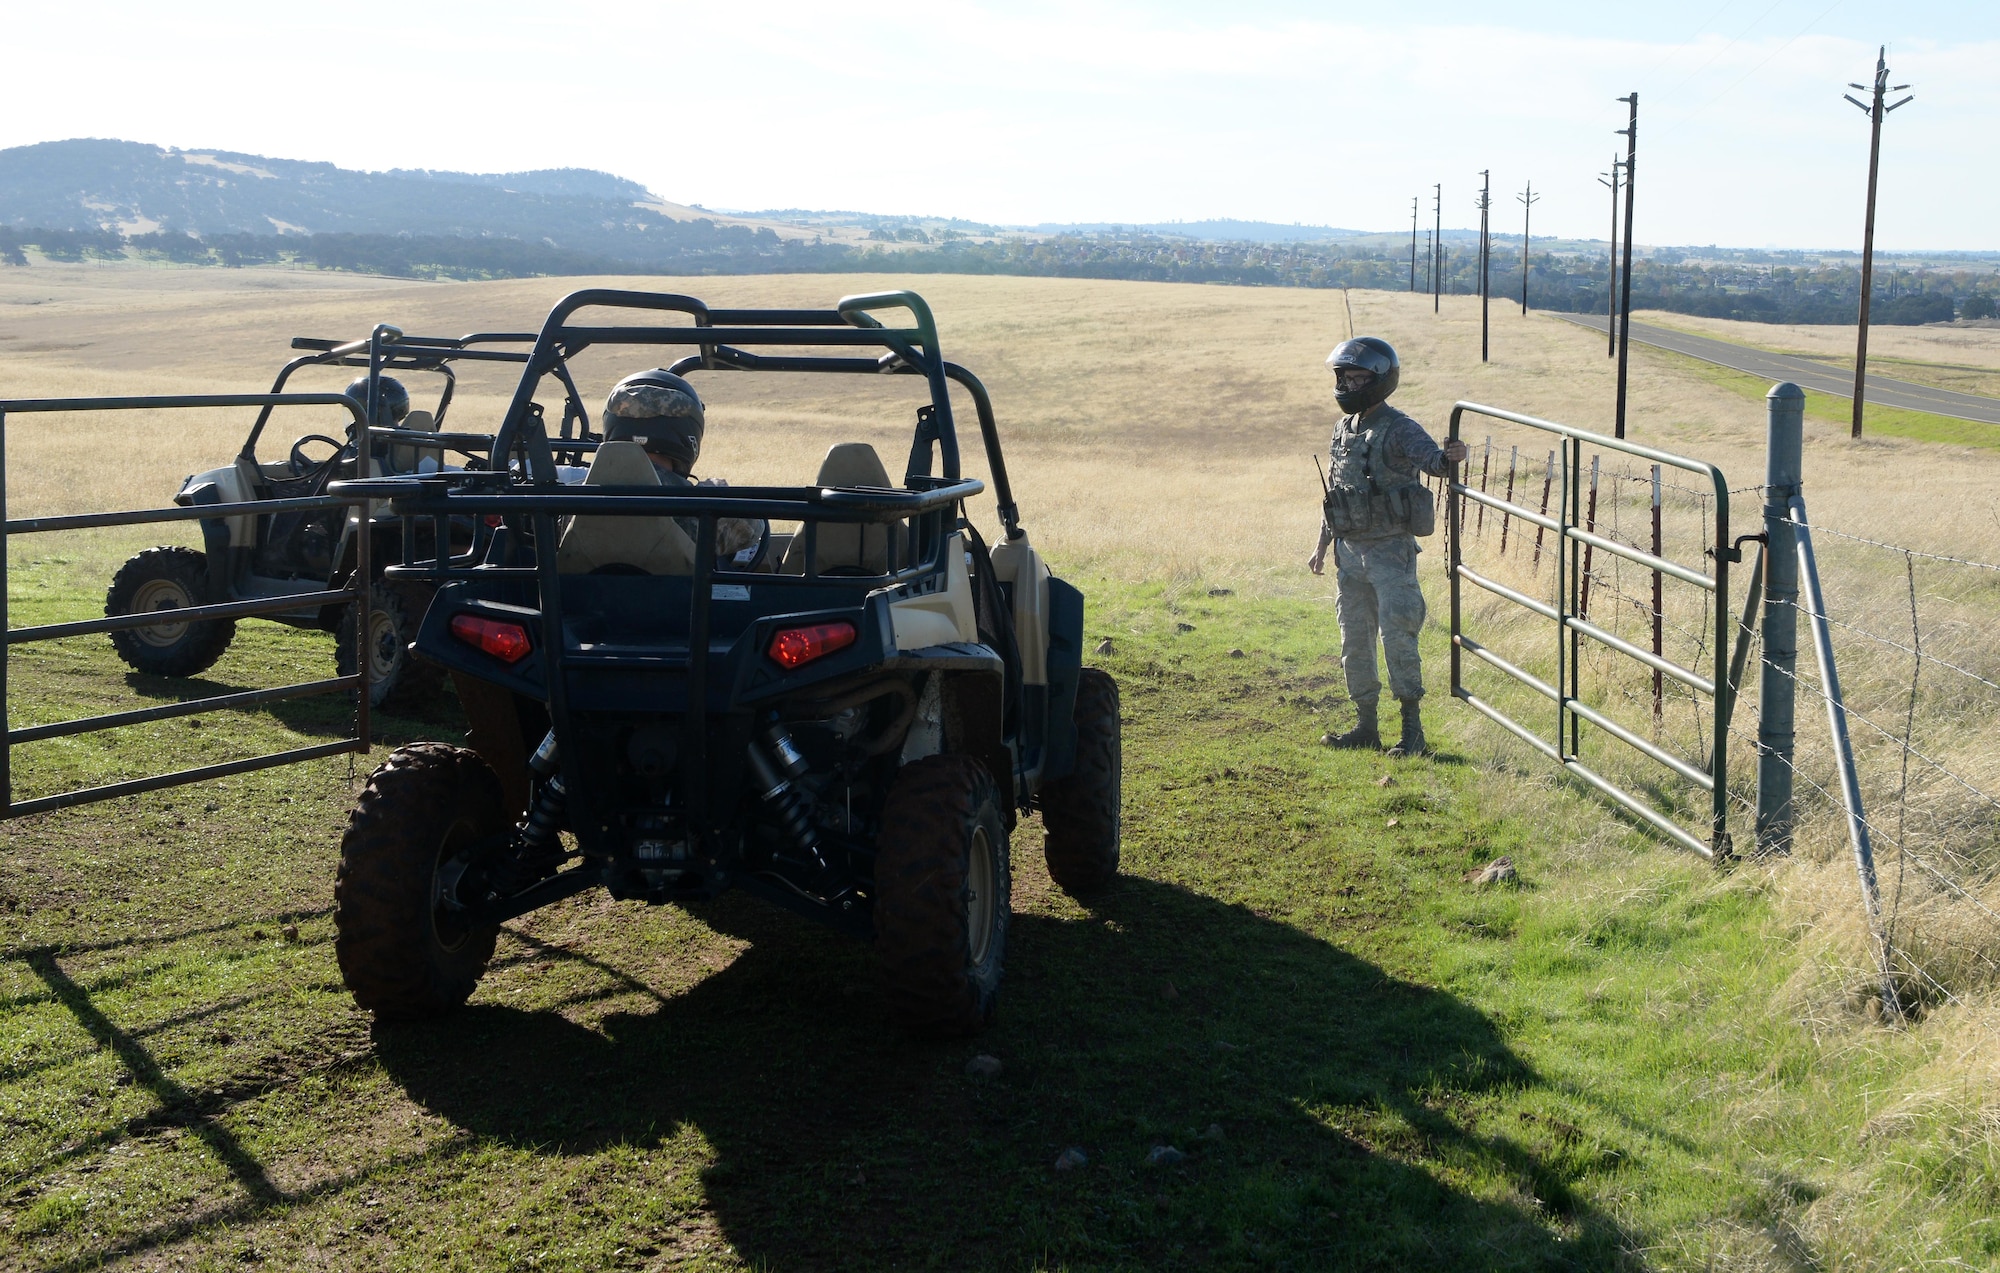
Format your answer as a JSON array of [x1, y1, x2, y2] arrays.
[[482, 288, 1023, 539], [240, 325, 595, 469], [331, 289, 1021, 864]]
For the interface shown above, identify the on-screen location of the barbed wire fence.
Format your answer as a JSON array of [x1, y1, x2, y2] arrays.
[[1436, 433, 2000, 1020], [1730, 522, 2000, 1015]]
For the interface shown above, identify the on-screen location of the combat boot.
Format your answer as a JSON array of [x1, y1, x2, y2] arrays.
[[1385, 699, 1427, 758], [1321, 702, 1380, 750]]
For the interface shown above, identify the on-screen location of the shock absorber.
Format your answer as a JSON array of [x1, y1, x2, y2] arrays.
[[748, 721, 827, 872], [518, 729, 567, 855]]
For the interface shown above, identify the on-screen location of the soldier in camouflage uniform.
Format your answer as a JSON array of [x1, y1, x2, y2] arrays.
[[1307, 337, 1467, 757], [603, 369, 769, 565]]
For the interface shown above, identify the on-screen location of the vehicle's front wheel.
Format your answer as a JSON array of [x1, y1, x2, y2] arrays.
[[875, 754, 1011, 1036], [1039, 667, 1122, 897], [337, 582, 441, 712], [335, 744, 505, 1019], [103, 546, 235, 677]]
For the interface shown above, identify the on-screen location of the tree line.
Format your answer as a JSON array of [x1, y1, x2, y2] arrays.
[[0, 223, 1988, 326]]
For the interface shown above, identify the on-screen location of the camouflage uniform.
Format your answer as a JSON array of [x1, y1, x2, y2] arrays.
[[1324, 402, 1450, 713], [657, 469, 767, 565]]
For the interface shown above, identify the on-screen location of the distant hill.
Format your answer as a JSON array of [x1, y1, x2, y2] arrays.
[[3, 138, 1986, 325], [0, 139, 802, 268], [382, 166, 656, 203]]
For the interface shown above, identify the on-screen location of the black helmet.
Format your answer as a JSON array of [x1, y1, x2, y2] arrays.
[[343, 375, 410, 427], [1325, 337, 1400, 414], [603, 369, 704, 467]]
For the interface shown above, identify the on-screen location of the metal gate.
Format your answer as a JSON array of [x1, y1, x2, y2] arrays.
[[1446, 401, 1735, 859], [0, 394, 372, 817]]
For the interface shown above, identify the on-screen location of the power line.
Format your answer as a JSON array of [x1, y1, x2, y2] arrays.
[[1614, 92, 1638, 440], [1845, 46, 1914, 439], [1409, 196, 1419, 293], [1477, 170, 1492, 362], [1517, 181, 1539, 316], [1432, 183, 1442, 315], [1597, 157, 1622, 360]]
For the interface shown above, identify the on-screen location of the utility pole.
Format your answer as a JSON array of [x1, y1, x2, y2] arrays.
[[1518, 181, 1539, 315], [1615, 92, 1638, 440], [1597, 157, 1621, 358], [1845, 47, 1913, 439], [1477, 170, 1491, 362], [1409, 197, 1419, 292], [1432, 183, 1442, 314], [1424, 229, 1433, 295]]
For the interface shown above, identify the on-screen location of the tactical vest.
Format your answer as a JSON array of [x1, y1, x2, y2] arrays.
[[1324, 407, 1436, 539]]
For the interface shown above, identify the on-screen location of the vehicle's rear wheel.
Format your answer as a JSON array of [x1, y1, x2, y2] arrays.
[[103, 546, 235, 677], [337, 581, 442, 712], [335, 744, 505, 1019], [875, 754, 1010, 1036], [1039, 667, 1122, 897]]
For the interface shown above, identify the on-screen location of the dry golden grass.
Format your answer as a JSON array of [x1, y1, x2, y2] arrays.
[[5, 260, 1998, 1026], [11, 263, 1995, 579]]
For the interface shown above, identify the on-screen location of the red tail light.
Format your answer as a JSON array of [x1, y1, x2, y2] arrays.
[[767, 621, 857, 669], [450, 613, 533, 664]]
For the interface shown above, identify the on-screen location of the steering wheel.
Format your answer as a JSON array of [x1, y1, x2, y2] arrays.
[[289, 434, 349, 477]]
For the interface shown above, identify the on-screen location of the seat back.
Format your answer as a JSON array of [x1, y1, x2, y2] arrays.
[[387, 408, 440, 474], [780, 442, 894, 576], [555, 441, 696, 576]]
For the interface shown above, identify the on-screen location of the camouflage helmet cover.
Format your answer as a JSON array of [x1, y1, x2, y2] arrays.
[[603, 369, 705, 466]]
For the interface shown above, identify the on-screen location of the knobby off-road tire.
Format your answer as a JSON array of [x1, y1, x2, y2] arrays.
[[335, 744, 505, 1020], [103, 546, 235, 677], [336, 581, 441, 712], [875, 754, 1011, 1036], [1039, 667, 1122, 897]]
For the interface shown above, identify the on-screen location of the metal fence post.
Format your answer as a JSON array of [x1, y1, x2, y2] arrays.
[[0, 408, 8, 816], [1651, 464, 1663, 727], [1757, 382, 1804, 855]]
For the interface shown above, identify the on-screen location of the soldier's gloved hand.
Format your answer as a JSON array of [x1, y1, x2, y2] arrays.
[[1442, 439, 1469, 466], [1307, 548, 1326, 576]]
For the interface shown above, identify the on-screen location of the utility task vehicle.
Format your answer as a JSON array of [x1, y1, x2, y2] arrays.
[[101, 325, 597, 708], [330, 290, 1119, 1035]]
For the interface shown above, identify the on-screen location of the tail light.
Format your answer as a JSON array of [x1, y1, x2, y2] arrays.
[[450, 613, 533, 664], [767, 621, 857, 670]]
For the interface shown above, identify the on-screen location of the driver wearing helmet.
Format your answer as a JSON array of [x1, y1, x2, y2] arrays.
[[601, 369, 768, 565], [1308, 337, 1468, 758], [342, 373, 415, 473], [345, 373, 410, 430]]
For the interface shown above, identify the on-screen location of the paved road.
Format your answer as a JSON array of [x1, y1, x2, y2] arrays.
[[1560, 313, 2000, 426]]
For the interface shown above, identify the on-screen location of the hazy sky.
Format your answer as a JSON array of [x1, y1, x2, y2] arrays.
[[5, 1, 1998, 249]]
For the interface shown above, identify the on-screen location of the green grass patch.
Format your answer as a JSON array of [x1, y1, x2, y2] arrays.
[[1656, 347, 2000, 449], [0, 562, 1993, 1268], [1634, 313, 2000, 392]]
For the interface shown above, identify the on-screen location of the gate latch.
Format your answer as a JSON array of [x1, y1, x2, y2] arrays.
[[1711, 532, 1767, 564]]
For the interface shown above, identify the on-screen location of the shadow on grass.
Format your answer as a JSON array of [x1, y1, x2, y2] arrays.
[[374, 876, 1639, 1270], [112, 666, 462, 744]]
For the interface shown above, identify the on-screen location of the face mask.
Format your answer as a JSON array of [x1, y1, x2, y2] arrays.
[[1334, 374, 1375, 414]]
